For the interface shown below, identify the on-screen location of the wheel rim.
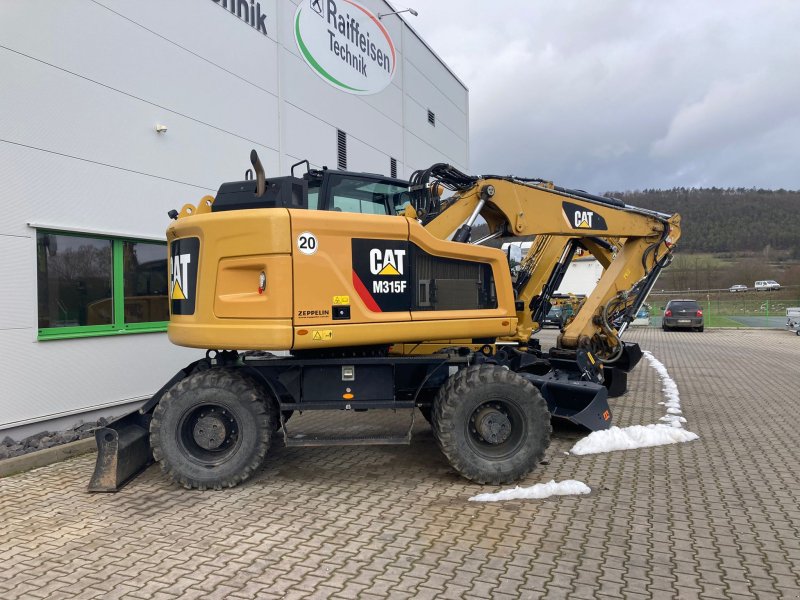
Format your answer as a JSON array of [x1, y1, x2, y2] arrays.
[[178, 403, 242, 466], [466, 399, 526, 459]]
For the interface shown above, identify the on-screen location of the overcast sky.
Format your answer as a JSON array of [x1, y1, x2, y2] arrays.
[[409, 0, 800, 193]]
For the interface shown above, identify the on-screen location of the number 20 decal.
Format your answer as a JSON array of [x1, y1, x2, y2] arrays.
[[297, 232, 318, 255]]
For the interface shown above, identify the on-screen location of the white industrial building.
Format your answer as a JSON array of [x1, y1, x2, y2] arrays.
[[503, 242, 604, 296], [0, 0, 469, 437]]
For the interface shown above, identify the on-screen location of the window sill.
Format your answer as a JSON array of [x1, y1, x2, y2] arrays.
[[38, 324, 168, 341]]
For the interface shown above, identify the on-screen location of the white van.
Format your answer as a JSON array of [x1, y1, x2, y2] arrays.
[[755, 280, 781, 291]]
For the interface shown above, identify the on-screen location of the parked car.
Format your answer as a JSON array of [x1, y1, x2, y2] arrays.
[[662, 299, 704, 332], [542, 306, 565, 328], [755, 280, 781, 291], [729, 284, 748, 293]]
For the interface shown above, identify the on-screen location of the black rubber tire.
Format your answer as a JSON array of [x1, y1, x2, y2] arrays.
[[662, 325, 670, 332], [150, 368, 276, 490], [697, 326, 704, 332], [431, 364, 551, 485]]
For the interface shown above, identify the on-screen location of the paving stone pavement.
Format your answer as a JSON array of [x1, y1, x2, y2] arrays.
[[1, 329, 799, 599]]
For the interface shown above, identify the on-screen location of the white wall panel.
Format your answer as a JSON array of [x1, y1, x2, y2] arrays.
[[0, 0, 279, 142], [403, 30, 469, 113], [403, 99, 468, 170], [0, 328, 202, 430], [281, 50, 403, 163], [404, 132, 464, 173], [0, 50, 279, 205], [0, 143, 217, 239], [282, 105, 338, 170], [347, 136, 390, 176], [0, 234, 35, 331], [99, 0, 280, 86], [404, 61, 468, 142], [0, 146, 278, 244]]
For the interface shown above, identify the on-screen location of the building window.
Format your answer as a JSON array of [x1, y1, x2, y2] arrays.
[[36, 231, 168, 340], [337, 129, 347, 170], [427, 109, 436, 126], [390, 157, 397, 178]]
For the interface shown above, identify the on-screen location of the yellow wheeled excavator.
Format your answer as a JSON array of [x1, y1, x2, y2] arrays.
[[89, 151, 680, 491]]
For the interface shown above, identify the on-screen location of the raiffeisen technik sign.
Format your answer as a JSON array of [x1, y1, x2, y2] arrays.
[[295, 0, 396, 95]]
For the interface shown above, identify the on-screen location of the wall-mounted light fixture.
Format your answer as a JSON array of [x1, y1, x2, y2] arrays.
[[378, 7, 418, 19], [155, 124, 168, 133]]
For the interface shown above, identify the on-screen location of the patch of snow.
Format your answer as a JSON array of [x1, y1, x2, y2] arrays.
[[659, 415, 687, 425], [569, 424, 699, 455], [568, 350, 699, 455], [469, 479, 591, 502]]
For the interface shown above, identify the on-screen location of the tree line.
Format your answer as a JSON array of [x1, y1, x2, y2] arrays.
[[605, 188, 800, 255]]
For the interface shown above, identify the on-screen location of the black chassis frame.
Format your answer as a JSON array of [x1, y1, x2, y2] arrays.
[[135, 342, 641, 432], [139, 352, 460, 418]]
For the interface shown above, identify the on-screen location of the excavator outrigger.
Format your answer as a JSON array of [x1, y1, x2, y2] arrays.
[[89, 151, 680, 491]]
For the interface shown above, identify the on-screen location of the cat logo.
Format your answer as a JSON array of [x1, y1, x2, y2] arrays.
[[370, 248, 405, 276], [562, 201, 608, 231], [171, 254, 191, 300], [574, 210, 594, 228], [169, 237, 199, 315]]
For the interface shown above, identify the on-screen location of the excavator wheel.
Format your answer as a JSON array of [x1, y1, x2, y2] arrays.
[[150, 368, 276, 490], [432, 364, 551, 485]]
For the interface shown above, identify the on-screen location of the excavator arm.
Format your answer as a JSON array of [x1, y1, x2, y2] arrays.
[[413, 166, 681, 361]]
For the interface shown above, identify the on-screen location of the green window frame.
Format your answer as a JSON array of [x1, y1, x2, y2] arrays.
[[36, 230, 169, 340]]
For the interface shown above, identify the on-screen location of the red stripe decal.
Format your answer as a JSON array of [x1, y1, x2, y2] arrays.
[[352, 270, 382, 312]]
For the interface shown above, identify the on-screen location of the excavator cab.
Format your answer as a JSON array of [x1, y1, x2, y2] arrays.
[[210, 153, 411, 217]]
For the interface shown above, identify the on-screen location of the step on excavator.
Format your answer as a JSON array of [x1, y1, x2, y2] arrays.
[[89, 151, 681, 491]]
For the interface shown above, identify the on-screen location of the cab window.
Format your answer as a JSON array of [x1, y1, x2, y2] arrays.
[[307, 181, 321, 210], [328, 175, 408, 215]]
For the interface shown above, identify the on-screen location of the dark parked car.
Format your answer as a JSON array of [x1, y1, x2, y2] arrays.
[[662, 299, 704, 332], [542, 306, 565, 328]]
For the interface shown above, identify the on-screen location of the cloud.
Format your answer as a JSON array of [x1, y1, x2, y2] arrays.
[[411, 0, 800, 192]]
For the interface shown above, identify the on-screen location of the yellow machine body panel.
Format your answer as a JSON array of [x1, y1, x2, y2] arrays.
[[167, 207, 516, 351], [166, 208, 294, 350]]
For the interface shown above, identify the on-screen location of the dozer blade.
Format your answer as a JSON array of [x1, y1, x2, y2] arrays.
[[519, 372, 612, 431], [87, 360, 203, 492], [88, 410, 153, 492]]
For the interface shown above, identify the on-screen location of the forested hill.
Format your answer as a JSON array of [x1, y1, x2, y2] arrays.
[[606, 188, 800, 254]]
